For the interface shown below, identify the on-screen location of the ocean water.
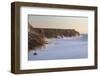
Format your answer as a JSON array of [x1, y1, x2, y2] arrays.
[[28, 34, 88, 61]]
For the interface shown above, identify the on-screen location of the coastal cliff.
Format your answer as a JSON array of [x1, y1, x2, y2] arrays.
[[28, 24, 80, 50]]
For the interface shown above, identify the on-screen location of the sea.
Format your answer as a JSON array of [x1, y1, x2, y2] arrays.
[[28, 34, 88, 61]]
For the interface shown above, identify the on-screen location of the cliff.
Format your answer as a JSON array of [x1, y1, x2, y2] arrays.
[[32, 28, 80, 38], [28, 32, 47, 50], [28, 24, 80, 50]]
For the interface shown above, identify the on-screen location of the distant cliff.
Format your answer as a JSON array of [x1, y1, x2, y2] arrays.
[[28, 24, 80, 50], [32, 28, 80, 38]]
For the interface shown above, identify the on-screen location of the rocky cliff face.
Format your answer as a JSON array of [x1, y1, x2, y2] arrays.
[[28, 32, 47, 50], [32, 28, 80, 38], [28, 25, 80, 50]]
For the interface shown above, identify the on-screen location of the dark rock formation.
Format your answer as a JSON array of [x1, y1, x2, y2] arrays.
[[28, 24, 80, 51], [28, 32, 47, 50], [31, 28, 80, 38]]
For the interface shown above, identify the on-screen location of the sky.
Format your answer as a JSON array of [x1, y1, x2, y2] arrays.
[[28, 15, 88, 34]]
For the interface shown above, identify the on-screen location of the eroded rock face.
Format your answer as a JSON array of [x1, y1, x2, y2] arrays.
[[28, 24, 80, 51], [31, 28, 80, 38], [28, 32, 47, 50]]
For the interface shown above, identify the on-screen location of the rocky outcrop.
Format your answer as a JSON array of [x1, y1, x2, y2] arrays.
[[28, 24, 80, 50], [31, 28, 80, 38], [28, 32, 47, 50]]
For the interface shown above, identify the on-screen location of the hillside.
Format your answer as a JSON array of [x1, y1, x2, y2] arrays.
[[28, 24, 80, 50]]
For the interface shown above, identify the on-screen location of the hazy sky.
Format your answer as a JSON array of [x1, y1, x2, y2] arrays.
[[28, 15, 88, 34]]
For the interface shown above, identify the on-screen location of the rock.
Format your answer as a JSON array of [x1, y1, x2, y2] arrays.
[[28, 32, 47, 50], [32, 28, 80, 38], [33, 52, 37, 55], [28, 24, 80, 51]]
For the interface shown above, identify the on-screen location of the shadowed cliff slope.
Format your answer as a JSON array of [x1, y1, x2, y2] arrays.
[[28, 24, 80, 50]]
